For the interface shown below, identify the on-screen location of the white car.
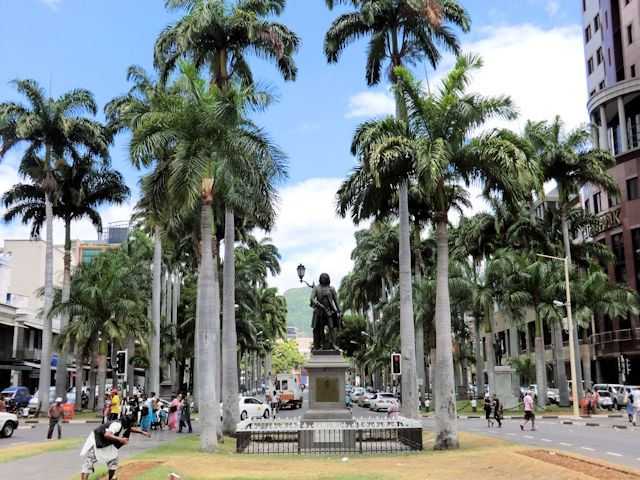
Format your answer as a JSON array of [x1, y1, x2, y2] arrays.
[[238, 396, 271, 421], [370, 393, 398, 412], [0, 412, 18, 438]]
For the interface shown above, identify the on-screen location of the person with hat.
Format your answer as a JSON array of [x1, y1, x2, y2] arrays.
[[47, 397, 64, 440], [79, 414, 150, 480]]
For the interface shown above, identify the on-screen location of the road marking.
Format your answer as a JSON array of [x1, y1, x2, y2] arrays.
[[541, 438, 552, 442], [581, 447, 595, 452], [607, 452, 623, 457], [507, 433, 516, 436], [559, 442, 573, 447], [524, 435, 534, 439]]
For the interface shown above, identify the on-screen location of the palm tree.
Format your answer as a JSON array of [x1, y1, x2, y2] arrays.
[[524, 116, 618, 400], [106, 66, 174, 397], [391, 58, 537, 448], [156, 0, 297, 436], [130, 64, 283, 451], [0, 80, 109, 414], [2, 155, 129, 401], [325, 0, 470, 418], [51, 246, 150, 412]]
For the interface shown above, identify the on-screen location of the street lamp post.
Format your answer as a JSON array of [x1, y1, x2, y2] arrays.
[[537, 253, 580, 418], [296, 264, 315, 288]]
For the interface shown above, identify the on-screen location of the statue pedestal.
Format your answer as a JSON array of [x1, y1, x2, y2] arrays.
[[302, 350, 353, 423], [494, 366, 519, 409]]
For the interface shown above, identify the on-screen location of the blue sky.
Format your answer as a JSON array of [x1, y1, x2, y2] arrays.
[[0, 0, 589, 291]]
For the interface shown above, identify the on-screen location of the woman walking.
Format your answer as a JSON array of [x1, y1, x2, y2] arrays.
[[484, 394, 494, 428], [168, 394, 181, 431], [140, 393, 155, 433], [492, 394, 502, 428]]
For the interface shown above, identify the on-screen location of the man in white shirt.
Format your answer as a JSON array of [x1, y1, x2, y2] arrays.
[[80, 415, 149, 480], [520, 390, 536, 432]]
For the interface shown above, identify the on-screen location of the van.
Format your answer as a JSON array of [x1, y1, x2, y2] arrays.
[[273, 374, 303, 409]]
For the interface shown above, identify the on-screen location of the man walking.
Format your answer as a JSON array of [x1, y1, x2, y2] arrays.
[[47, 397, 64, 440], [178, 392, 193, 433], [520, 390, 536, 431], [109, 389, 121, 421]]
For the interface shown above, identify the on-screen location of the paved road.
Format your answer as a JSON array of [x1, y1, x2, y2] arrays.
[[425, 416, 640, 470]]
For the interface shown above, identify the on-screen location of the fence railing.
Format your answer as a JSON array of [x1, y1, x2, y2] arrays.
[[236, 417, 423, 455], [591, 328, 639, 346]]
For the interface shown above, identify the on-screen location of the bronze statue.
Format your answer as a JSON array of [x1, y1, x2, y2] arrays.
[[310, 273, 341, 351]]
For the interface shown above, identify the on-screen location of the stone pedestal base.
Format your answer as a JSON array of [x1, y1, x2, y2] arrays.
[[495, 366, 519, 409], [302, 350, 352, 424]]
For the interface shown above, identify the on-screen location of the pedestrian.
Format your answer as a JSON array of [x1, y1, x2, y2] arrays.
[[484, 394, 494, 428], [168, 394, 180, 431], [79, 414, 150, 480], [178, 393, 193, 433], [109, 389, 121, 421], [140, 394, 154, 433], [47, 397, 64, 440], [626, 390, 634, 423], [520, 390, 536, 431], [493, 394, 502, 428], [633, 389, 640, 426], [102, 394, 111, 424], [0, 396, 6, 412], [585, 390, 593, 415]]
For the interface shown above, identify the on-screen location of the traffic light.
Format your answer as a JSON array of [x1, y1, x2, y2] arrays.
[[391, 352, 401, 376], [116, 350, 127, 376]]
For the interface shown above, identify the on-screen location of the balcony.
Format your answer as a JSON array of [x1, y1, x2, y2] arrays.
[[14, 348, 42, 361], [591, 329, 640, 356]]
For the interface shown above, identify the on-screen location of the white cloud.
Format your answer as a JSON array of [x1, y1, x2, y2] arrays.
[[345, 90, 395, 119], [40, 0, 62, 10], [0, 161, 136, 247], [431, 24, 588, 132], [546, 0, 560, 17], [265, 178, 367, 293]]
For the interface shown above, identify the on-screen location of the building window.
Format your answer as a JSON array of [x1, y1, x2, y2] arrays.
[[606, 11, 609, 29], [583, 0, 586, 10], [584, 198, 591, 212], [608, 48, 612, 65], [585, 25, 592, 43], [593, 192, 602, 213], [599, 80, 606, 90], [609, 191, 621, 208], [596, 48, 604, 65], [628, 24, 634, 44], [595, 14, 600, 32], [612, 233, 627, 283], [590, 89, 597, 97], [632, 228, 640, 292], [628, 177, 639, 200], [632, 65, 637, 78], [588, 57, 594, 74]]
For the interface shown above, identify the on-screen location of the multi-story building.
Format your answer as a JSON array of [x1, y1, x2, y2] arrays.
[[0, 221, 129, 391], [581, 0, 640, 384]]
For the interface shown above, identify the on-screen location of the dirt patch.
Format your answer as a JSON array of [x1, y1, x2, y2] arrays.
[[520, 450, 640, 479], [98, 461, 164, 480]]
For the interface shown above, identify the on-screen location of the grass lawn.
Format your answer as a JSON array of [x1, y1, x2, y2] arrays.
[[81, 431, 637, 480], [0, 437, 81, 463]]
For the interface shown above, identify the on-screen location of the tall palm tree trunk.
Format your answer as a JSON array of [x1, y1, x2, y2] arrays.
[[473, 317, 485, 398], [534, 311, 547, 409], [171, 273, 180, 392], [561, 209, 584, 400], [126, 336, 136, 395], [88, 356, 97, 411], [553, 320, 570, 406], [55, 219, 73, 402], [96, 342, 108, 413], [38, 190, 54, 416], [150, 226, 162, 396], [222, 207, 240, 434], [433, 220, 458, 450], [398, 180, 418, 418], [413, 233, 426, 409], [74, 347, 83, 411], [197, 200, 219, 452]]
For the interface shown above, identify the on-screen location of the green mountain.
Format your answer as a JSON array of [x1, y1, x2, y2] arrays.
[[283, 286, 313, 337]]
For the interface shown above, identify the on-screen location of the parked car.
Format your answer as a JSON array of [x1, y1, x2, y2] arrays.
[[596, 390, 614, 410], [0, 386, 31, 410], [358, 392, 377, 408], [350, 387, 366, 404], [528, 384, 560, 405], [0, 411, 18, 438], [239, 396, 271, 421], [370, 392, 398, 412]]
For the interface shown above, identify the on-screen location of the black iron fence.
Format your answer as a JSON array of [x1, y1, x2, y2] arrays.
[[236, 417, 423, 455]]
